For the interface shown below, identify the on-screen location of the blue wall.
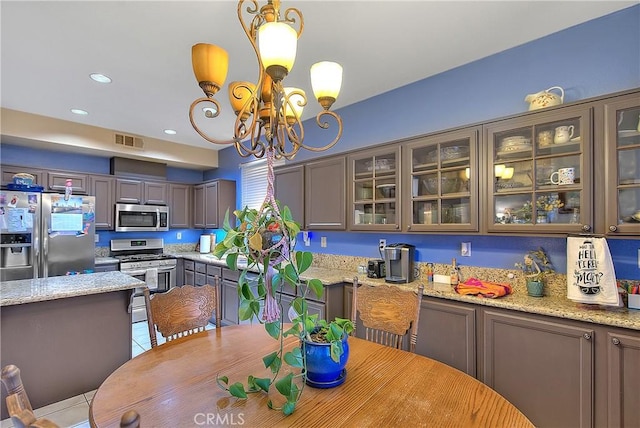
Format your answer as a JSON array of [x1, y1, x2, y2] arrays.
[[210, 5, 640, 279], [1, 6, 638, 279]]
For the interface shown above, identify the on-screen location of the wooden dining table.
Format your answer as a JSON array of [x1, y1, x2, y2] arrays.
[[89, 324, 533, 427]]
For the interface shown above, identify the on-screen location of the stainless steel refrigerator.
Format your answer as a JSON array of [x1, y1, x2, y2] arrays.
[[0, 191, 95, 281]]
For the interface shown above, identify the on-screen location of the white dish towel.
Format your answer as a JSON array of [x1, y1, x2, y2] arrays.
[[566, 236, 622, 307]]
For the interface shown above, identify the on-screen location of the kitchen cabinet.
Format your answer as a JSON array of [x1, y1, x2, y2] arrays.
[[169, 183, 192, 228], [144, 182, 167, 205], [193, 180, 236, 229], [194, 261, 207, 286], [183, 260, 195, 286], [600, 93, 640, 236], [116, 178, 143, 204], [403, 127, 480, 232], [90, 174, 115, 230], [305, 156, 346, 230], [348, 146, 402, 231], [297, 282, 345, 321], [415, 297, 477, 376], [484, 104, 593, 234], [603, 329, 640, 427], [1, 165, 45, 187], [274, 164, 304, 226], [94, 260, 119, 272], [482, 309, 594, 428], [47, 171, 89, 194]]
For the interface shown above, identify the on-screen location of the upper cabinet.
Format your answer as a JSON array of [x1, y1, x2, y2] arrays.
[[403, 127, 479, 232], [169, 183, 192, 229], [1, 165, 45, 187], [193, 180, 236, 229], [90, 174, 115, 230], [484, 105, 592, 234], [144, 182, 168, 205], [305, 157, 346, 230], [274, 165, 305, 226], [47, 171, 89, 194], [115, 178, 143, 204], [348, 146, 401, 231], [602, 93, 640, 236]]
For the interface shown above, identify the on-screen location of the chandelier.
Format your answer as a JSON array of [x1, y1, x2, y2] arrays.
[[189, 0, 343, 160]]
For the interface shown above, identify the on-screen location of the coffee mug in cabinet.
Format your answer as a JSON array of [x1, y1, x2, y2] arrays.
[[554, 125, 574, 144], [550, 167, 575, 185]]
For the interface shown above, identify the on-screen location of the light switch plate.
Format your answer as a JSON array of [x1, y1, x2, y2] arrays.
[[461, 242, 471, 257], [321, 237, 327, 248]]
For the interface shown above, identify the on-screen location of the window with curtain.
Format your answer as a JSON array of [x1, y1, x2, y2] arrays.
[[240, 158, 284, 210]]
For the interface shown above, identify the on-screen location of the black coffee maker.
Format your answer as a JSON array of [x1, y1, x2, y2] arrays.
[[384, 243, 416, 283]]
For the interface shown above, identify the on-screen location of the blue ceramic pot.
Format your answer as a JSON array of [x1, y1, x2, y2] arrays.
[[303, 334, 349, 384]]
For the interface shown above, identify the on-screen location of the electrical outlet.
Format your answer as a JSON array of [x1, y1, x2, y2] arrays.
[[461, 242, 471, 257], [176, 232, 182, 240], [303, 231, 310, 246], [379, 239, 386, 252], [94, 234, 99, 243], [321, 236, 327, 248]]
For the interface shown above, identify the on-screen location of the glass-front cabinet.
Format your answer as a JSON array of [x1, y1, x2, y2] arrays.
[[348, 146, 401, 230], [485, 105, 592, 233], [403, 127, 479, 232], [603, 95, 640, 236]]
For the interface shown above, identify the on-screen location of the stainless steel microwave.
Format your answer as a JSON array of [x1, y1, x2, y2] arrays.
[[115, 203, 169, 232]]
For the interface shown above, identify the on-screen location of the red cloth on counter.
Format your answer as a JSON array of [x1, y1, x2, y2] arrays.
[[455, 278, 512, 298]]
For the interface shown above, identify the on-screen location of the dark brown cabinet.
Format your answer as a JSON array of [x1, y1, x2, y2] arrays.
[[90, 174, 115, 229], [169, 183, 192, 228], [274, 164, 304, 225], [482, 310, 594, 428], [193, 180, 236, 229], [47, 171, 89, 194], [415, 297, 477, 376], [305, 156, 346, 230], [183, 260, 195, 286], [603, 330, 640, 427]]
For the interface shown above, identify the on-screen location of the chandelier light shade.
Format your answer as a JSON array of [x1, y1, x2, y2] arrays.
[[258, 22, 298, 81], [188, 0, 343, 160], [310, 61, 343, 109], [192, 43, 229, 98]]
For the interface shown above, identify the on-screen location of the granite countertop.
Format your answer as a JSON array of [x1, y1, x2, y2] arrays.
[[1, 271, 144, 306], [170, 251, 640, 331]]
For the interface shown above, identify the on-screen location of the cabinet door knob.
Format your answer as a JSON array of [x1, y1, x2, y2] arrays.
[[612, 337, 621, 346], [407, 225, 411, 231], [583, 333, 592, 340], [609, 225, 618, 232], [581, 224, 591, 232]]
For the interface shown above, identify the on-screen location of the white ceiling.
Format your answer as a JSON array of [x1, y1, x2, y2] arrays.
[[1, 1, 635, 156]]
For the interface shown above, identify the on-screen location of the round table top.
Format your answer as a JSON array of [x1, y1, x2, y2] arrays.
[[90, 324, 533, 427]]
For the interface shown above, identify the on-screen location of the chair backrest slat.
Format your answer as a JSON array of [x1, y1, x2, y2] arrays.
[[144, 278, 221, 348], [351, 277, 424, 353]]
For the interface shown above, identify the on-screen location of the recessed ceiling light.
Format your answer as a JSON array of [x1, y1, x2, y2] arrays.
[[71, 108, 88, 115], [164, 129, 177, 135], [202, 107, 217, 118], [90, 73, 112, 83]]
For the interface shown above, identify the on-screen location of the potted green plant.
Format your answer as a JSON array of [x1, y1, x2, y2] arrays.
[[213, 200, 353, 416], [515, 247, 555, 297]]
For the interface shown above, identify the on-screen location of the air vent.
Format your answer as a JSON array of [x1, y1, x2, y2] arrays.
[[114, 133, 144, 149]]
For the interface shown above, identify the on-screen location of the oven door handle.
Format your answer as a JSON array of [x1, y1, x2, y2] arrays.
[[157, 266, 176, 273], [122, 269, 147, 276]]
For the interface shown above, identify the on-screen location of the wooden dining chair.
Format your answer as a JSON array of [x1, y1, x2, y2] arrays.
[[2, 364, 141, 428], [144, 278, 221, 348], [351, 277, 424, 352]]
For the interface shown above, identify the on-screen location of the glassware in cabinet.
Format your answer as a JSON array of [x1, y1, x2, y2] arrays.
[[486, 106, 591, 233], [404, 127, 479, 232], [603, 96, 640, 236], [349, 147, 401, 230]]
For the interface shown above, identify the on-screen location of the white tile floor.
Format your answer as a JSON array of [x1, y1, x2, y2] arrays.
[[1, 321, 215, 428]]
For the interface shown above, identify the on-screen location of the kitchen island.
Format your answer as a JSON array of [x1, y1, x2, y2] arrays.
[[1, 272, 143, 419]]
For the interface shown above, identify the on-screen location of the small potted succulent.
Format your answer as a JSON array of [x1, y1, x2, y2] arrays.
[[515, 247, 555, 297], [213, 199, 353, 415]]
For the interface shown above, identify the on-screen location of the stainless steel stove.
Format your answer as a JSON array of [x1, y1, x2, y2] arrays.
[[111, 238, 177, 323]]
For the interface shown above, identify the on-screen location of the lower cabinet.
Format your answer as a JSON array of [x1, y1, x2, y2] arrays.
[[415, 297, 476, 376], [482, 310, 594, 428]]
